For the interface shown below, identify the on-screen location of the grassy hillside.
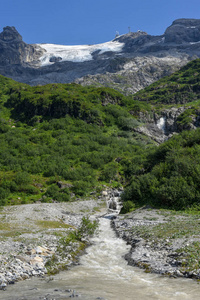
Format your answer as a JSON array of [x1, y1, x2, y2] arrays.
[[122, 59, 200, 212]]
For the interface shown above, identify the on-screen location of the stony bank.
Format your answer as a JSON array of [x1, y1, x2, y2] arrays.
[[112, 207, 200, 280], [0, 197, 106, 290]]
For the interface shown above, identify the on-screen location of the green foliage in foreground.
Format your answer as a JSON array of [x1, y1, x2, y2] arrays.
[[122, 129, 200, 211], [119, 59, 200, 212]]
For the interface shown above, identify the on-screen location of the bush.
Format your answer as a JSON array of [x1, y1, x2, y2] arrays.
[[76, 216, 98, 239], [0, 187, 8, 205], [120, 201, 136, 214], [72, 181, 92, 196], [99, 162, 118, 182], [45, 184, 70, 202], [14, 172, 31, 186]]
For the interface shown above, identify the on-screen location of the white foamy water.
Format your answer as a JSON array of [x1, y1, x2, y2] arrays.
[[157, 117, 165, 131]]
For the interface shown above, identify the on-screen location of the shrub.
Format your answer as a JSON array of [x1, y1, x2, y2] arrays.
[[14, 172, 31, 186]]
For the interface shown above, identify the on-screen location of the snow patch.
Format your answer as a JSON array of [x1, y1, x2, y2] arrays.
[[38, 41, 124, 66]]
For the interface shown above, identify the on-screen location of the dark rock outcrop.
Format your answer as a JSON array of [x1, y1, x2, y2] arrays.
[[164, 19, 200, 44], [0, 26, 23, 42], [0, 26, 43, 67]]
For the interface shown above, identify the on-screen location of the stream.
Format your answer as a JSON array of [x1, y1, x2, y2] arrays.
[[2, 213, 200, 300]]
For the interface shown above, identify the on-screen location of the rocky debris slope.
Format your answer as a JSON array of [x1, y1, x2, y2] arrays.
[[112, 207, 200, 279], [1, 19, 200, 92], [75, 55, 190, 95], [0, 198, 106, 290]]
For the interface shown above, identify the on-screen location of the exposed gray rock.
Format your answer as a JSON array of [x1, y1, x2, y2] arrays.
[[164, 19, 200, 44], [0, 26, 44, 67], [133, 106, 200, 143], [0, 26, 22, 42], [49, 56, 62, 63], [57, 181, 73, 189], [75, 55, 190, 95]]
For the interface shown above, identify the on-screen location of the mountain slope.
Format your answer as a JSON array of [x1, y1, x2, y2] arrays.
[[1, 19, 200, 93], [129, 59, 200, 142], [1, 57, 200, 212], [0, 75, 153, 206], [132, 59, 200, 105]]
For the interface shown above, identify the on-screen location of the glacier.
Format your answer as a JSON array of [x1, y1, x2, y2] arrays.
[[38, 40, 124, 66]]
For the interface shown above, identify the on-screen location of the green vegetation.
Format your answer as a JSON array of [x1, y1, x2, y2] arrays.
[[121, 59, 200, 212], [36, 220, 73, 229], [1, 59, 200, 212], [130, 212, 200, 241], [60, 216, 98, 245], [46, 216, 98, 274], [0, 75, 153, 205], [177, 242, 200, 273], [122, 129, 200, 211]]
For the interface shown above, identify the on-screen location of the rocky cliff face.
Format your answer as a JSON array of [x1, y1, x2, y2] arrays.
[[164, 19, 200, 44], [133, 106, 200, 144], [0, 26, 43, 66], [0, 19, 200, 93]]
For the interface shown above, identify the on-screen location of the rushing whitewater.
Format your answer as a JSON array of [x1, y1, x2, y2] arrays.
[[38, 41, 124, 66], [3, 215, 200, 299]]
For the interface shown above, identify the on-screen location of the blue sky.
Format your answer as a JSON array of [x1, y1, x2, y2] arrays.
[[1, 0, 200, 45]]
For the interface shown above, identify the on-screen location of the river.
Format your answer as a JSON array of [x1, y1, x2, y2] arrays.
[[2, 215, 200, 300]]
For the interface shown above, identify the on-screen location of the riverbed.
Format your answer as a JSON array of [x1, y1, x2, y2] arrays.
[[2, 216, 200, 300]]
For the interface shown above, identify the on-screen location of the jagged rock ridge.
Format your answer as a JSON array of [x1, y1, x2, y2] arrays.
[[0, 26, 43, 67], [0, 19, 200, 93]]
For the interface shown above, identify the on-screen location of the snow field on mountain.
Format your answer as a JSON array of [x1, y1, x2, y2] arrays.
[[38, 41, 124, 66]]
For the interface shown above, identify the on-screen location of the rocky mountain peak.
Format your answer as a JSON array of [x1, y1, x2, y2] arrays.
[[164, 18, 200, 43], [172, 18, 200, 27], [114, 31, 148, 43], [0, 26, 23, 42], [0, 26, 43, 67]]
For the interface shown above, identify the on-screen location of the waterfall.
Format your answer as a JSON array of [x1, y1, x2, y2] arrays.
[[106, 189, 123, 214], [157, 116, 166, 132]]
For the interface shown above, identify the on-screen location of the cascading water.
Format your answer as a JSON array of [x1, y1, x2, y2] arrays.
[[157, 117, 166, 132], [2, 195, 200, 300], [107, 190, 122, 214]]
